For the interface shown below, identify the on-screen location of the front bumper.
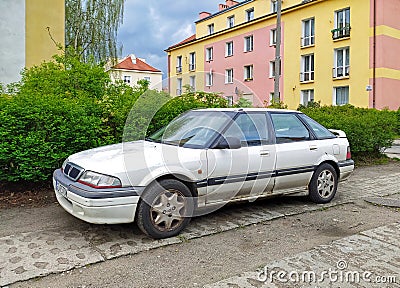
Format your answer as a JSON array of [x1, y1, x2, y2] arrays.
[[53, 169, 143, 224]]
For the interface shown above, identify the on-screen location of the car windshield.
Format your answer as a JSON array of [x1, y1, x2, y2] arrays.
[[147, 110, 234, 148]]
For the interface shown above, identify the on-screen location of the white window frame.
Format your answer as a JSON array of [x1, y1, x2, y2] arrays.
[[271, 0, 277, 13], [143, 76, 150, 83], [176, 56, 182, 73], [270, 28, 277, 46], [225, 69, 234, 84], [246, 8, 254, 21], [333, 47, 350, 78], [244, 35, 254, 52], [244, 65, 253, 81], [333, 8, 350, 39], [189, 75, 196, 91], [208, 23, 214, 35], [269, 60, 281, 78], [333, 86, 349, 106], [206, 47, 213, 62], [176, 78, 182, 96], [301, 18, 315, 47], [123, 75, 131, 84], [189, 52, 196, 71], [226, 96, 234, 106], [226, 41, 234, 57], [301, 89, 315, 106], [227, 15, 235, 28], [300, 54, 314, 82], [206, 72, 213, 87]]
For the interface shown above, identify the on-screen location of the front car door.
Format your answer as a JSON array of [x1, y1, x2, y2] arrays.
[[205, 112, 276, 205]]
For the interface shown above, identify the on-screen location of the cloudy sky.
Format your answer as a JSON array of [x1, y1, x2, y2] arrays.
[[117, 0, 222, 78]]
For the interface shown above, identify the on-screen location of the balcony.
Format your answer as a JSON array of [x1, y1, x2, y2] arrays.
[[300, 71, 314, 82], [333, 66, 350, 78], [189, 63, 196, 71], [300, 35, 315, 47], [331, 25, 351, 40], [176, 66, 182, 74]]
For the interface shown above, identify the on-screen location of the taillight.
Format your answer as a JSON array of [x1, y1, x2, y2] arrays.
[[346, 146, 351, 160]]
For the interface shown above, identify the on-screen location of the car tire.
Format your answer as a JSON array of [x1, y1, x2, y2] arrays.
[[136, 179, 194, 239], [308, 163, 338, 204]]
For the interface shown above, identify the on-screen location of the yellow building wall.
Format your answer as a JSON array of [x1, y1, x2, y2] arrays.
[[283, 0, 371, 108], [25, 0, 65, 68]]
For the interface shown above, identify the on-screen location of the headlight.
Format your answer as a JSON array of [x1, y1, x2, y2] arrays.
[[78, 171, 122, 189], [61, 158, 69, 171]]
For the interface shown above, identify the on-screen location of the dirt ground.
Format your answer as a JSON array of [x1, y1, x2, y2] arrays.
[[10, 198, 400, 288]]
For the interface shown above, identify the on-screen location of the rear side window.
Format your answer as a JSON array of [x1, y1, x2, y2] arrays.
[[270, 113, 310, 143], [299, 114, 336, 139]]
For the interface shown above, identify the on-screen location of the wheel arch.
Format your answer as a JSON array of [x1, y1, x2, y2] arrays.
[[317, 160, 340, 180]]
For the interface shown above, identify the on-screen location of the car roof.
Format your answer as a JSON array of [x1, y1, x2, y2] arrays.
[[194, 108, 300, 113]]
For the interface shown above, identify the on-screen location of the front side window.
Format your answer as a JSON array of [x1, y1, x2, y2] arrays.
[[227, 15, 235, 28], [270, 113, 311, 143], [334, 86, 349, 106], [333, 8, 350, 39], [333, 47, 350, 78], [244, 65, 253, 81], [226, 41, 234, 57], [225, 69, 234, 84], [302, 18, 315, 47], [244, 35, 254, 52], [246, 8, 254, 21], [300, 54, 314, 82], [224, 113, 269, 146]]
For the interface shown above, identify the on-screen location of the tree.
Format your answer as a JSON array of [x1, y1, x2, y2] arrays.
[[65, 0, 125, 63]]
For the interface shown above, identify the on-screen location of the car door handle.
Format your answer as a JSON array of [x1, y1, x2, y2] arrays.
[[260, 150, 270, 156], [309, 145, 318, 150]]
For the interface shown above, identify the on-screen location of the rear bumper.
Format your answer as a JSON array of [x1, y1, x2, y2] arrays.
[[53, 169, 143, 224], [338, 159, 355, 181]]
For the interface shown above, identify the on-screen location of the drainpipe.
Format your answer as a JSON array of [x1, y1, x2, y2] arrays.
[[274, 0, 282, 102], [372, 0, 376, 108]]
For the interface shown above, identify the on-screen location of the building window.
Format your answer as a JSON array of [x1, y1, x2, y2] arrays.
[[334, 86, 349, 105], [301, 90, 314, 106], [189, 76, 196, 91], [301, 18, 315, 47], [176, 78, 182, 95], [189, 52, 196, 71], [332, 8, 350, 39], [269, 92, 280, 103], [269, 60, 281, 78], [270, 28, 277, 46], [208, 23, 214, 35], [333, 47, 350, 78], [244, 65, 253, 81], [143, 76, 150, 83], [176, 56, 182, 73], [225, 69, 234, 84], [206, 47, 213, 62], [246, 8, 254, 21], [227, 15, 235, 28], [226, 41, 234, 57], [206, 72, 213, 86], [300, 54, 314, 82], [123, 75, 131, 84], [226, 96, 234, 106], [271, 0, 277, 13], [244, 35, 254, 52]]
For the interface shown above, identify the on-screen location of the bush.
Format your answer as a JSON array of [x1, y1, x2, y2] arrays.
[[299, 105, 397, 155]]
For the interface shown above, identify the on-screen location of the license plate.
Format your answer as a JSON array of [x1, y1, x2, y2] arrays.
[[56, 181, 68, 198]]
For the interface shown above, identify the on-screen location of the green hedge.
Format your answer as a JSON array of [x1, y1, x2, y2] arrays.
[[299, 105, 398, 155]]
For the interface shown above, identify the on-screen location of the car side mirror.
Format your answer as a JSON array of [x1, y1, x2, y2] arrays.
[[215, 136, 241, 149]]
